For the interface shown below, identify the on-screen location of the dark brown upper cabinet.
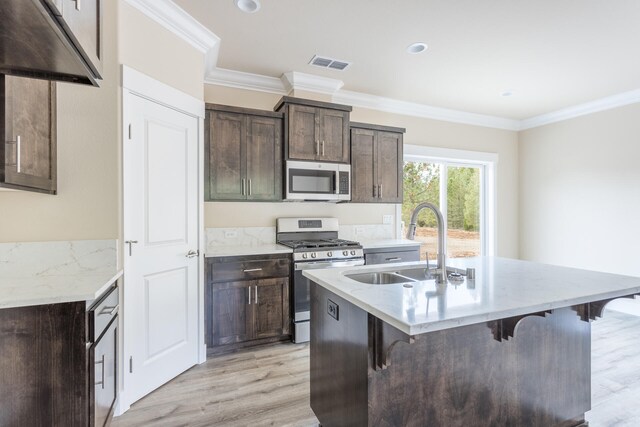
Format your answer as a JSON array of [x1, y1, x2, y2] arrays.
[[0, 0, 103, 86], [274, 97, 352, 164], [205, 104, 283, 202], [350, 122, 405, 203], [1, 75, 57, 194]]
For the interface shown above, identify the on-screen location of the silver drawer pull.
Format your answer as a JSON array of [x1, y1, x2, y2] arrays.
[[385, 257, 401, 262], [95, 354, 105, 389], [243, 268, 263, 272], [248, 286, 251, 305], [99, 305, 118, 316]]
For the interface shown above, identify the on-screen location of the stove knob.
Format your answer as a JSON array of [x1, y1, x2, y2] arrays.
[[302, 253, 308, 259], [311, 253, 317, 259], [350, 250, 356, 256], [342, 250, 349, 256], [327, 252, 333, 257]]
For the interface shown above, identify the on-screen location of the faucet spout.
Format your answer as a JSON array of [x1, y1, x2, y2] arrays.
[[406, 202, 447, 284]]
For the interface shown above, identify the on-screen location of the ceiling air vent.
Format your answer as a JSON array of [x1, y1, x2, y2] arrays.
[[309, 55, 351, 71]]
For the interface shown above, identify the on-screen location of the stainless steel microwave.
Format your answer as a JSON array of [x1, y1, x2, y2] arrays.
[[285, 160, 351, 202]]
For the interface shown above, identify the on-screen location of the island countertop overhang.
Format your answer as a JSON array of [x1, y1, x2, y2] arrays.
[[302, 256, 640, 335]]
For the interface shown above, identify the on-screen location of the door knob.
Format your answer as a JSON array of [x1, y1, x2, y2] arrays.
[[186, 250, 199, 258]]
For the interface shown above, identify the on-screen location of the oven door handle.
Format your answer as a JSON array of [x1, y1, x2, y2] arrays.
[[295, 259, 365, 271]]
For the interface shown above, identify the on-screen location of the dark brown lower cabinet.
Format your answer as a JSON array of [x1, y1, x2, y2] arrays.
[[206, 255, 291, 353], [0, 280, 118, 426]]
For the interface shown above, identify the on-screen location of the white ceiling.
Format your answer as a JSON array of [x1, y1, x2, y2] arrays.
[[174, 0, 640, 120]]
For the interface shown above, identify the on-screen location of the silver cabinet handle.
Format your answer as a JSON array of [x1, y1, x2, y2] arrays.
[[255, 285, 258, 304], [385, 257, 401, 262], [95, 354, 105, 389], [6, 136, 21, 172], [186, 250, 199, 258], [243, 268, 262, 273], [321, 140, 325, 156], [316, 140, 320, 156], [125, 240, 138, 256], [241, 178, 246, 195], [248, 179, 252, 196], [248, 286, 251, 305], [99, 305, 118, 316]]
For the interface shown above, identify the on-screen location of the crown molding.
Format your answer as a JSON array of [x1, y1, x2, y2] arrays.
[[333, 90, 521, 131], [281, 71, 344, 95], [519, 89, 640, 130], [123, 0, 220, 73], [205, 68, 287, 95]]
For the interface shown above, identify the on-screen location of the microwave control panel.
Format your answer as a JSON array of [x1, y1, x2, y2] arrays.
[[339, 172, 350, 195]]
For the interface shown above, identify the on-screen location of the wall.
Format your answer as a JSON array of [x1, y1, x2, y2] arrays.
[[204, 85, 520, 258], [119, 2, 205, 101], [519, 104, 640, 313], [0, 0, 119, 243]]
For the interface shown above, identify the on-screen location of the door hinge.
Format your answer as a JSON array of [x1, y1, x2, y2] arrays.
[[128, 124, 132, 140], [129, 356, 133, 373]]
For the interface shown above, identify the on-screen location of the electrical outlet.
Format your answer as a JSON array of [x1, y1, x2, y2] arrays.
[[327, 299, 339, 320], [355, 226, 365, 235], [224, 230, 237, 239], [383, 215, 393, 225]]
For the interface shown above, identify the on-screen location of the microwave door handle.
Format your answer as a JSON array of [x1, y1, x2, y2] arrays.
[[335, 170, 340, 195]]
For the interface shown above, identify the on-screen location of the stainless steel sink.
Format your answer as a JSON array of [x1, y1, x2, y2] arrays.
[[393, 267, 434, 281], [347, 272, 416, 285]]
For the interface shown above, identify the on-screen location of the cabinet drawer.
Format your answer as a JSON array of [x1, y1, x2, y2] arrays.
[[210, 258, 290, 283], [365, 250, 419, 265], [88, 284, 118, 343]]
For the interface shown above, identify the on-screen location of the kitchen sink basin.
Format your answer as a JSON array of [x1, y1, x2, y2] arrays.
[[347, 272, 416, 285]]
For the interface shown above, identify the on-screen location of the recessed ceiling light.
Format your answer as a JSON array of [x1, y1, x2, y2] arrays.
[[407, 42, 428, 54], [501, 90, 514, 97], [235, 0, 261, 13]]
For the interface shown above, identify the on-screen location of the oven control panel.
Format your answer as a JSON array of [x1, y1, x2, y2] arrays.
[[294, 248, 364, 262]]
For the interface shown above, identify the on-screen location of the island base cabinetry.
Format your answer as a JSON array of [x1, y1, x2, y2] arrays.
[[310, 282, 591, 427]]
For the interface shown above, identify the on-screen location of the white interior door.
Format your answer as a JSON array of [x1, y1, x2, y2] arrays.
[[124, 93, 199, 405]]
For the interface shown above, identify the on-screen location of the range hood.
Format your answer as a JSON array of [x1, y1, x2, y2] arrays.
[[0, 0, 101, 86]]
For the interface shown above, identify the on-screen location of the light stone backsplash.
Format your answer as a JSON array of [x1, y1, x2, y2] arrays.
[[0, 240, 117, 277], [206, 227, 276, 252], [339, 224, 395, 241]]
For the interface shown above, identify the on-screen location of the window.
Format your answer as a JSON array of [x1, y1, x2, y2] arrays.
[[400, 145, 497, 261]]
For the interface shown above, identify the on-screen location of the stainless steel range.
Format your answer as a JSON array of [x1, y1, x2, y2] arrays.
[[277, 218, 364, 343]]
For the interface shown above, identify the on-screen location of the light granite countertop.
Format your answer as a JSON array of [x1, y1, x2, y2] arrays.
[[303, 256, 640, 335], [360, 239, 421, 250], [205, 244, 293, 258], [0, 269, 123, 309]]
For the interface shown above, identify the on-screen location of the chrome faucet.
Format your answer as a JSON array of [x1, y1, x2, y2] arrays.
[[406, 202, 447, 284]]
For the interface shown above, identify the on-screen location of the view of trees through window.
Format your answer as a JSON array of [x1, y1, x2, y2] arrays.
[[402, 161, 481, 261]]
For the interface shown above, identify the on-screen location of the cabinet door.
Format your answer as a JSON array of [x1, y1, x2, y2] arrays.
[[253, 277, 290, 339], [287, 104, 319, 161], [350, 128, 377, 202], [246, 115, 282, 201], [376, 131, 403, 203], [2, 75, 57, 194], [92, 319, 117, 427], [61, 0, 103, 77], [207, 110, 247, 200], [212, 281, 253, 345], [319, 109, 350, 163]]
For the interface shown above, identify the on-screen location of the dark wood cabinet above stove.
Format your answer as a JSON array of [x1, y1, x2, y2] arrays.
[[1, 0, 103, 86], [274, 97, 352, 164]]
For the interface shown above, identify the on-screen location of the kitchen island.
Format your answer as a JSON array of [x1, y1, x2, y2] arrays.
[[303, 257, 640, 427]]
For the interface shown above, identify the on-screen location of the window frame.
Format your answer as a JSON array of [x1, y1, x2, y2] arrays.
[[400, 144, 498, 257]]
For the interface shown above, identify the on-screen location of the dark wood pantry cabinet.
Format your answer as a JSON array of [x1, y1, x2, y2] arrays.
[[205, 104, 283, 201], [275, 97, 352, 163], [1, 75, 57, 194], [350, 122, 405, 203], [206, 254, 291, 354]]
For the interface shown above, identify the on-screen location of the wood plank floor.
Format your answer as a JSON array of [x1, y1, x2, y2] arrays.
[[113, 310, 640, 427]]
